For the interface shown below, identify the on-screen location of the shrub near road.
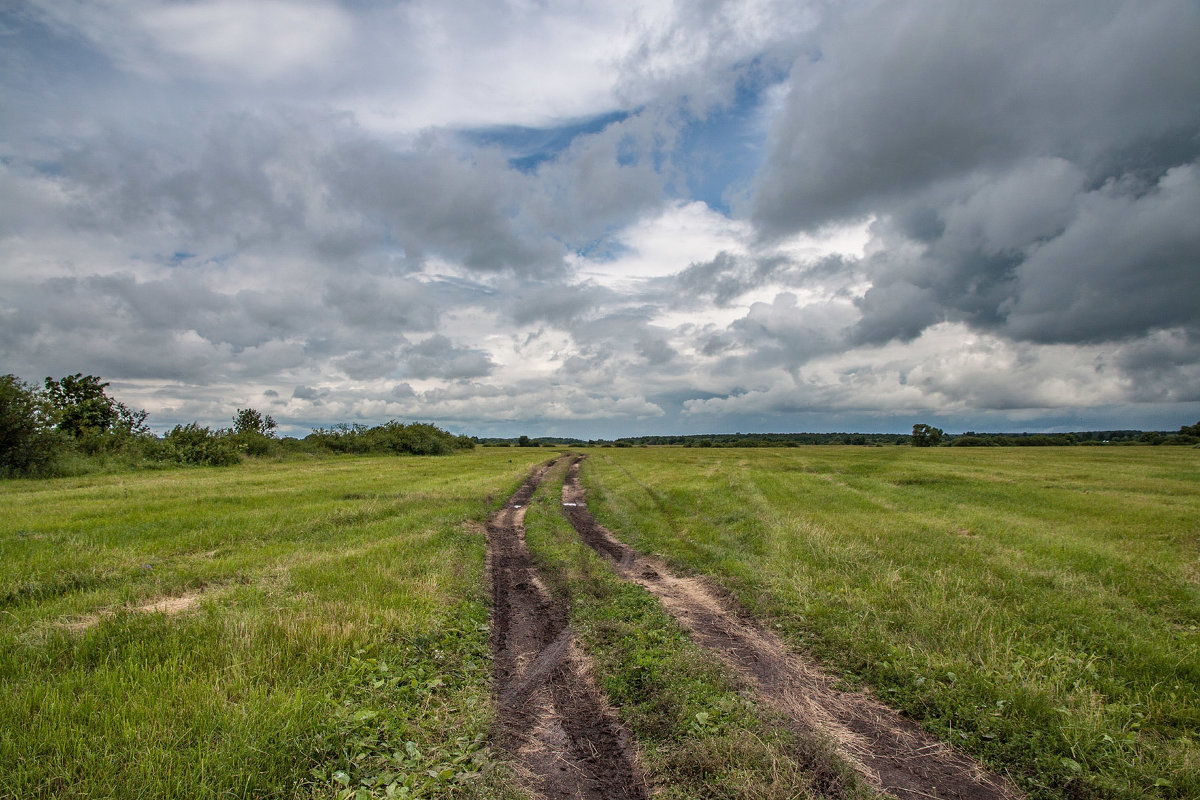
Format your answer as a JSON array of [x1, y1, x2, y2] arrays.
[[578, 446, 1199, 800], [0, 450, 547, 800]]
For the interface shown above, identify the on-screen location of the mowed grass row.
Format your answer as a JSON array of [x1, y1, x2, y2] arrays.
[[0, 450, 548, 800], [578, 446, 1200, 800]]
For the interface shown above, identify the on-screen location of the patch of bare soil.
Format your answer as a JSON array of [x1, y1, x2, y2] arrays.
[[56, 590, 204, 631], [135, 594, 202, 615], [488, 459, 649, 800], [562, 456, 1022, 800]]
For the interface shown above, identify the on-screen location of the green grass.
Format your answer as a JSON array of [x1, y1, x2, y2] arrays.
[[577, 446, 1200, 800], [6, 446, 1195, 799], [521, 458, 872, 800], [0, 450, 548, 800]]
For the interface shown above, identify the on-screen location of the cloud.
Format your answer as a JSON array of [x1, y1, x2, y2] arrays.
[[323, 278, 438, 331], [25, 0, 354, 84], [292, 384, 329, 401], [747, 1, 1200, 354], [523, 112, 668, 246], [731, 291, 856, 364], [754, 0, 1200, 234], [616, 0, 820, 114], [681, 323, 1134, 417], [2, 1, 1197, 437], [401, 335, 495, 380], [1002, 163, 1200, 343], [847, 158, 1200, 347], [136, 0, 354, 82]]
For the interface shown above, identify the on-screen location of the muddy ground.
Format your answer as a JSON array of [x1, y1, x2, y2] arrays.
[[487, 459, 649, 800]]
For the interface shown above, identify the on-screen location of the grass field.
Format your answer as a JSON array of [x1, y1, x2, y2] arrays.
[[3, 446, 1196, 799], [578, 446, 1200, 799], [0, 450, 547, 800]]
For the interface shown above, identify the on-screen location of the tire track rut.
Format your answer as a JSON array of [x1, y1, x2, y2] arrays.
[[561, 455, 1022, 800], [488, 459, 649, 800]]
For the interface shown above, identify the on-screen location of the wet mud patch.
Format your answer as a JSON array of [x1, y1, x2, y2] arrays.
[[562, 456, 1021, 800], [488, 459, 649, 800]]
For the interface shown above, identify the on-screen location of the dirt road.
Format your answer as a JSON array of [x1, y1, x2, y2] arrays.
[[487, 459, 649, 800], [486, 455, 1022, 800]]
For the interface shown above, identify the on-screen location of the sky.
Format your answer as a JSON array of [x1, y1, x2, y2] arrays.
[[2, 0, 1198, 439]]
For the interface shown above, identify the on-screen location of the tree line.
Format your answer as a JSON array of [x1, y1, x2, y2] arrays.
[[476, 425, 1200, 449], [0, 373, 473, 478], [911, 423, 1200, 447]]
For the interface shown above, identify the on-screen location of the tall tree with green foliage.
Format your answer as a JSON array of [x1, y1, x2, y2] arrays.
[[43, 373, 148, 448], [911, 423, 944, 447], [233, 408, 277, 437], [230, 408, 278, 457], [0, 374, 61, 475]]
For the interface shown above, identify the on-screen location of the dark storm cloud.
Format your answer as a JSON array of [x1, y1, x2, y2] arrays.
[[755, 0, 1200, 349], [322, 138, 565, 276], [756, 1, 1200, 233], [672, 250, 831, 306], [848, 159, 1200, 346], [323, 278, 438, 331], [1001, 164, 1200, 344], [401, 335, 495, 380], [1111, 330, 1200, 403], [507, 280, 615, 328]]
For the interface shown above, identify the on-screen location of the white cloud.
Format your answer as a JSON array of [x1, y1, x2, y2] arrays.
[[26, 0, 354, 83], [4, 1, 1198, 437], [580, 201, 748, 284], [578, 200, 868, 291], [682, 323, 1132, 417], [135, 0, 353, 82]]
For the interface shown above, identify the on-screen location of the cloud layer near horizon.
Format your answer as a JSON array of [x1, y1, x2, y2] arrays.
[[2, 0, 1198, 436]]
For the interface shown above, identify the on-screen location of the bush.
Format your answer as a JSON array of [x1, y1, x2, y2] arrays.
[[231, 431, 278, 457], [370, 421, 454, 455], [0, 375, 64, 477], [162, 424, 241, 466], [303, 421, 473, 456]]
